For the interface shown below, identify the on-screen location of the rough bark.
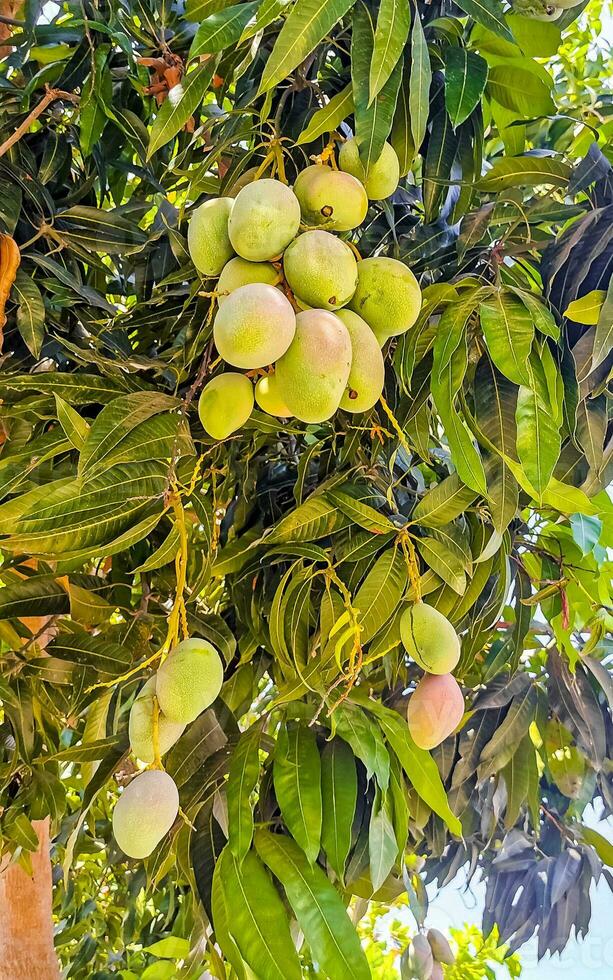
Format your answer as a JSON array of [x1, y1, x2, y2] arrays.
[[0, 818, 60, 980]]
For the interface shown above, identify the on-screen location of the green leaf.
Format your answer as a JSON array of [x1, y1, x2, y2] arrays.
[[212, 846, 302, 980], [0, 575, 70, 620], [412, 473, 477, 527], [352, 1, 402, 171], [576, 824, 613, 867], [480, 290, 534, 386], [145, 937, 191, 960], [369, 0, 410, 104], [80, 45, 111, 156], [416, 537, 466, 594], [354, 546, 407, 643], [190, 2, 259, 58], [54, 394, 90, 451], [454, 0, 513, 42], [423, 108, 456, 222], [296, 84, 354, 145], [431, 343, 487, 495], [515, 384, 561, 495], [487, 66, 555, 117], [369, 794, 398, 890], [365, 701, 462, 835], [592, 277, 613, 372], [321, 738, 357, 883], [273, 721, 322, 863], [267, 495, 349, 543], [255, 830, 372, 980], [478, 154, 570, 191], [48, 631, 131, 675], [569, 513, 602, 556], [78, 392, 179, 478], [540, 478, 598, 516], [505, 13, 561, 57], [445, 48, 488, 127], [57, 206, 148, 254], [11, 269, 45, 357], [409, 11, 432, 152], [228, 725, 261, 865], [258, 0, 355, 94], [133, 523, 181, 573], [390, 56, 416, 176], [327, 489, 396, 534], [148, 64, 214, 157], [563, 290, 606, 325], [333, 702, 390, 790]]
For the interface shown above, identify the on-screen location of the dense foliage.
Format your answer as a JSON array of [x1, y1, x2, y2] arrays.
[[0, 0, 612, 974]]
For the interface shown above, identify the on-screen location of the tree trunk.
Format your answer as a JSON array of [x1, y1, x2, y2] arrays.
[[0, 818, 60, 980]]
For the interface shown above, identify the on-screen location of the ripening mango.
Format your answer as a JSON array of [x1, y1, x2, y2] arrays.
[[349, 256, 421, 343], [427, 929, 455, 966], [403, 934, 434, 980], [336, 309, 385, 413], [198, 373, 254, 439], [188, 197, 235, 277], [275, 309, 352, 423], [213, 282, 296, 368], [339, 137, 400, 200], [400, 603, 461, 674], [255, 374, 291, 417], [112, 770, 179, 859], [217, 256, 279, 305], [128, 676, 185, 764], [407, 673, 464, 750], [156, 637, 224, 725], [294, 165, 368, 231], [228, 179, 301, 261], [283, 230, 358, 311]]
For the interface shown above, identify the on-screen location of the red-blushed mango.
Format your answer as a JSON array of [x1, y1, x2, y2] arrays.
[[198, 373, 254, 439], [407, 673, 464, 750], [400, 602, 460, 674], [275, 309, 352, 423], [156, 637, 224, 725], [283, 230, 358, 310], [128, 676, 185, 764], [187, 197, 234, 276], [294, 165, 368, 231], [339, 137, 400, 200], [213, 282, 296, 368], [427, 929, 455, 965], [228, 178, 300, 261], [336, 309, 385, 413], [112, 770, 179, 859], [349, 256, 421, 342], [217, 256, 279, 305], [255, 373, 291, 417]]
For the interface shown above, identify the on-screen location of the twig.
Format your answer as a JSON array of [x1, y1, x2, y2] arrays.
[[0, 85, 79, 158]]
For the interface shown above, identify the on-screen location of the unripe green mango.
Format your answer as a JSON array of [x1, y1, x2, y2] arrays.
[[255, 374, 291, 417], [188, 197, 235, 276], [128, 676, 185, 764], [275, 309, 352, 423], [283, 230, 358, 310], [400, 603, 460, 674], [338, 137, 400, 200], [407, 673, 464, 750], [156, 637, 224, 725], [112, 769, 179, 859], [228, 178, 301, 261], [336, 309, 385, 413], [217, 256, 279, 305], [427, 929, 455, 966], [213, 282, 296, 369], [349, 256, 421, 341], [545, 721, 587, 798], [198, 373, 254, 439], [294, 165, 368, 231]]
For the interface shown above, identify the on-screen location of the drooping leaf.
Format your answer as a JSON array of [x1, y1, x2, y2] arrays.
[[255, 830, 372, 980], [369, 0, 410, 104], [148, 64, 215, 157], [321, 737, 357, 883], [227, 725, 262, 865], [296, 84, 354, 145], [445, 48, 488, 127], [273, 721, 322, 863], [352, 0, 402, 171]]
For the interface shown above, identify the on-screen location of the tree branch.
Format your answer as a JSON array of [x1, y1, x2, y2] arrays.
[[0, 85, 79, 158]]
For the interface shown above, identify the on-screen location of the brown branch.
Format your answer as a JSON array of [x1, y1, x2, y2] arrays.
[[0, 85, 79, 158]]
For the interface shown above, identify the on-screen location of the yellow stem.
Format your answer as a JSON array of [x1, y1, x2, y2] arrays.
[[379, 395, 413, 458]]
